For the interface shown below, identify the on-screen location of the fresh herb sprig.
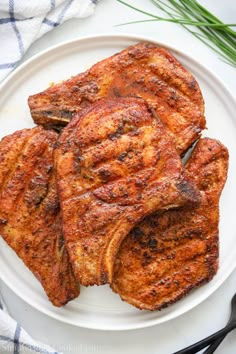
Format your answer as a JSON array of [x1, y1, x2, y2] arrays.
[[116, 0, 236, 67]]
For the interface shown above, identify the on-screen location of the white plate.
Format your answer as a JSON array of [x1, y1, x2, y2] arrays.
[[0, 34, 236, 331]]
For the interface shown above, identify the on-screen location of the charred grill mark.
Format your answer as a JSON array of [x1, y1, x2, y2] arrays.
[[40, 172, 61, 217], [129, 72, 201, 116], [145, 265, 212, 311], [167, 91, 178, 108], [117, 151, 128, 161], [108, 123, 124, 140], [127, 225, 207, 261], [106, 47, 203, 124], [90, 149, 146, 179], [72, 165, 154, 202], [15, 141, 51, 210], [147, 63, 203, 111], [25, 172, 50, 207], [72, 122, 159, 190], [137, 241, 209, 292], [83, 131, 147, 168], [82, 121, 151, 153], [74, 109, 152, 153]]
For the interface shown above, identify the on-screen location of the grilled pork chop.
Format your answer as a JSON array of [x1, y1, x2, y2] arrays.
[[0, 127, 79, 306], [55, 97, 200, 286], [28, 42, 205, 154], [111, 138, 228, 310]]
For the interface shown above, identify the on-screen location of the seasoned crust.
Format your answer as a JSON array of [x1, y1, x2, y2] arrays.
[[28, 42, 205, 154], [54, 97, 200, 286], [111, 138, 229, 310], [0, 126, 79, 306]]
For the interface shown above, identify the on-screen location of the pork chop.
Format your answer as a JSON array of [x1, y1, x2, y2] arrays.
[[28, 42, 205, 154], [0, 127, 80, 306], [111, 138, 228, 310], [55, 97, 200, 286]]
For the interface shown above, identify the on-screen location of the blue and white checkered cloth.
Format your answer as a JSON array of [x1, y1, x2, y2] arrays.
[[0, 0, 97, 82], [0, 294, 62, 354], [0, 1, 97, 352]]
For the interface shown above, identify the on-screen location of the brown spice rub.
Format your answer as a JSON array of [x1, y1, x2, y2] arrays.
[[111, 138, 228, 310], [54, 97, 200, 286], [0, 126, 79, 306], [28, 42, 205, 154]]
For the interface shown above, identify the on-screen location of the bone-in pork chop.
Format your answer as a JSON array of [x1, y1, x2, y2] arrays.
[[111, 138, 228, 310], [28, 42, 205, 154], [55, 97, 200, 286], [0, 127, 80, 306]]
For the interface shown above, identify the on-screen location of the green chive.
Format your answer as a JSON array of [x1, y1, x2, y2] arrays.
[[116, 0, 236, 67]]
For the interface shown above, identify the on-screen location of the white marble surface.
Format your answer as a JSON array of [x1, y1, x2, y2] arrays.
[[1, 0, 236, 353]]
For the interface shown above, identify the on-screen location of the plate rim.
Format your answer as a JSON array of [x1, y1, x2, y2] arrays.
[[1, 32, 235, 101], [0, 33, 236, 331]]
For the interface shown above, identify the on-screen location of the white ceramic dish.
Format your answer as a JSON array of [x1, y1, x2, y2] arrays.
[[0, 34, 236, 331]]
